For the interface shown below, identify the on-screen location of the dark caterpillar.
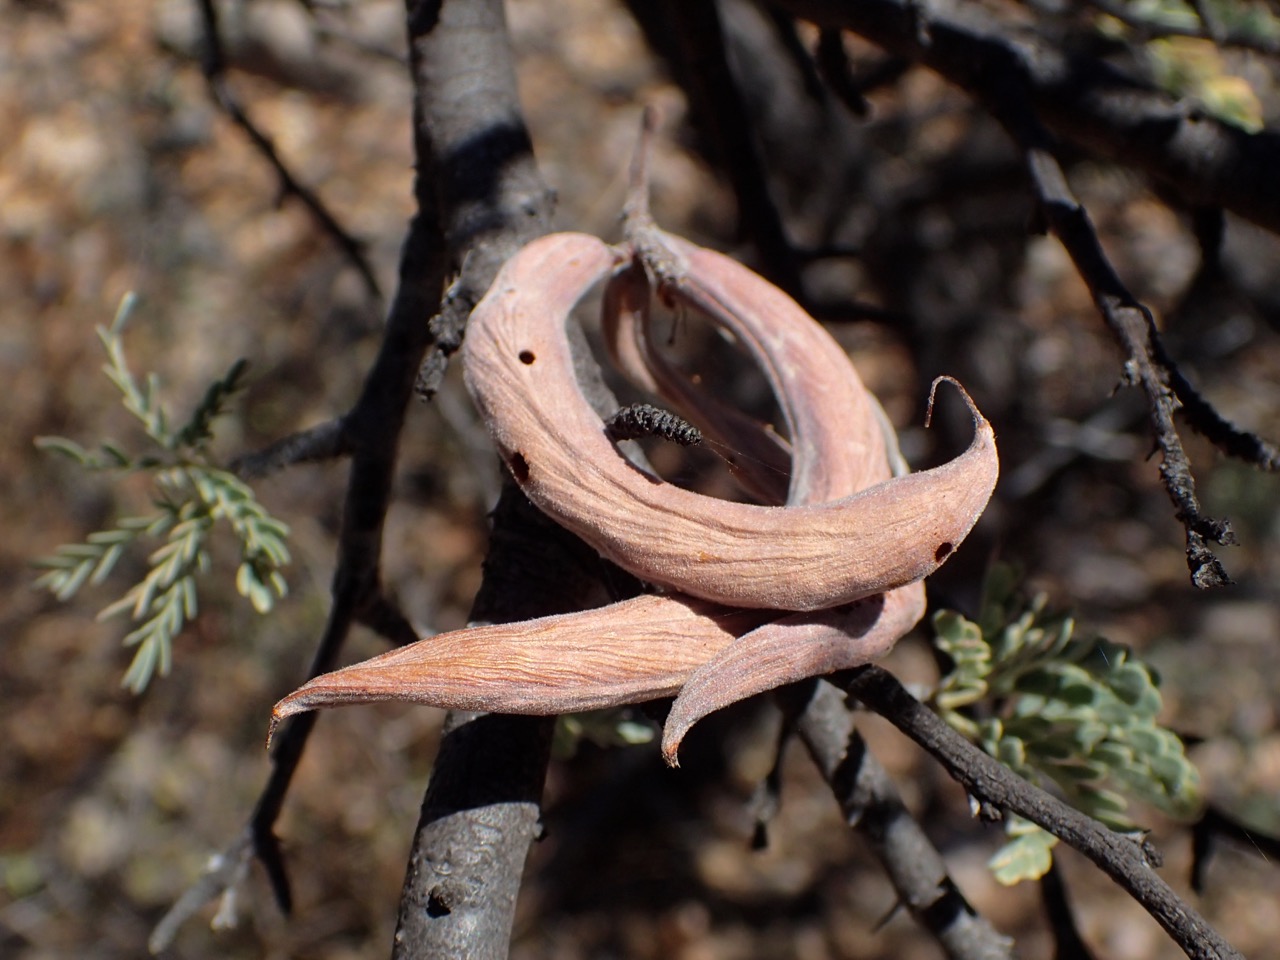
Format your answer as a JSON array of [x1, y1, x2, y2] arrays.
[[605, 403, 703, 446]]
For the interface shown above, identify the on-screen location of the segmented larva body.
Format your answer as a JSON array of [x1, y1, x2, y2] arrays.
[[605, 403, 703, 446]]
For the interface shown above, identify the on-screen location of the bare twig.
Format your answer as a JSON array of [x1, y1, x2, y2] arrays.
[[756, 0, 1278, 586], [154, 2, 450, 940], [996, 91, 1237, 586], [764, 6, 830, 104], [798, 0, 1252, 586], [630, 0, 805, 297], [231, 417, 350, 479], [797, 680, 1016, 960], [815, 27, 871, 117], [193, 0, 383, 302], [840, 665, 1245, 960], [1159, 352, 1280, 471], [154, 193, 439, 948]]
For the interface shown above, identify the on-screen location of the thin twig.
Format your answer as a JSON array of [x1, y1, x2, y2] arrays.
[[797, 680, 1016, 960], [194, 0, 383, 303], [643, 0, 805, 297], [231, 417, 351, 479], [1158, 351, 1280, 471], [994, 87, 1237, 586], [840, 665, 1245, 960], [153, 10, 448, 939], [815, 27, 871, 117], [764, 7, 830, 104]]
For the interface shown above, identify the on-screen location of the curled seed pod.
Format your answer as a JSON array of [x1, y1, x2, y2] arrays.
[[272, 229, 998, 766]]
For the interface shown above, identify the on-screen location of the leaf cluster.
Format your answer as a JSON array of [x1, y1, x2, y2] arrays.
[[34, 294, 289, 692], [932, 564, 1202, 884], [1097, 0, 1279, 131]]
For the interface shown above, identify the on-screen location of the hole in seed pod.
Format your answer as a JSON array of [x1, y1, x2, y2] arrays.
[[518, 350, 536, 364], [508, 452, 530, 483], [935, 542, 954, 562]]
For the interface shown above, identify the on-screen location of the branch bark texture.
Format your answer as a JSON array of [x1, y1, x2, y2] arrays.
[[391, 1, 615, 957], [798, 681, 1016, 960]]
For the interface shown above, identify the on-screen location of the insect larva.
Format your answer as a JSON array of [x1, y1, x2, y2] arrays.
[[605, 403, 703, 446]]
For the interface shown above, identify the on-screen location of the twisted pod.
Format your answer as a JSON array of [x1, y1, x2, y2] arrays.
[[272, 230, 998, 763]]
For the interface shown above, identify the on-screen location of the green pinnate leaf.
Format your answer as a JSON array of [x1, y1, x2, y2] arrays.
[[1118, 676, 1162, 716], [932, 610, 992, 715], [933, 563, 1204, 883], [174, 358, 248, 450], [994, 735, 1027, 769], [989, 822, 1058, 885], [34, 436, 96, 465], [33, 294, 291, 692]]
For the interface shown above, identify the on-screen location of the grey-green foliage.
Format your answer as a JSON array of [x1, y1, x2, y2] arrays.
[[1101, 0, 1280, 132], [932, 564, 1202, 884], [34, 293, 290, 693], [552, 709, 656, 760]]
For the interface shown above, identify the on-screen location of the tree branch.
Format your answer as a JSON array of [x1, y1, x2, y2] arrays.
[[1040, 861, 1098, 960], [1191, 804, 1280, 894], [194, 0, 383, 302], [1159, 352, 1280, 472], [775, 0, 1280, 586], [153, 0, 451, 940], [1011, 135, 1236, 585], [624, 0, 805, 296], [772, 0, 1280, 236], [389, 1, 639, 956], [797, 680, 1016, 960], [231, 417, 351, 479], [840, 665, 1245, 960]]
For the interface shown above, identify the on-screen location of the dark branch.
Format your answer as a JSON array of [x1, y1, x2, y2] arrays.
[[231, 417, 351, 479], [628, 0, 805, 297], [764, 7, 831, 105], [763, 0, 1280, 582], [406, 0, 560, 400], [155, 204, 440, 942], [1158, 352, 1280, 472], [154, 0, 451, 938], [1191, 804, 1280, 894], [772, 0, 1280, 236], [814, 28, 871, 117], [992, 87, 1237, 585], [1040, 861, 1098, 960], [389, 1, 626, 956], [797, 681, 1016, 960], [194, 0, 383, 302], [814, 30, 911, 118], [840, 665, 1245, 960]]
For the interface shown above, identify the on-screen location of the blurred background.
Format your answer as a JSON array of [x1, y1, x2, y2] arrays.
[[3, 1, 1280, 957]]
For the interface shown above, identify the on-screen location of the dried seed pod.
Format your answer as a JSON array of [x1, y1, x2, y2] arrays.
[[273, 229, 998, 764], [461, 233, 997, 612]]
